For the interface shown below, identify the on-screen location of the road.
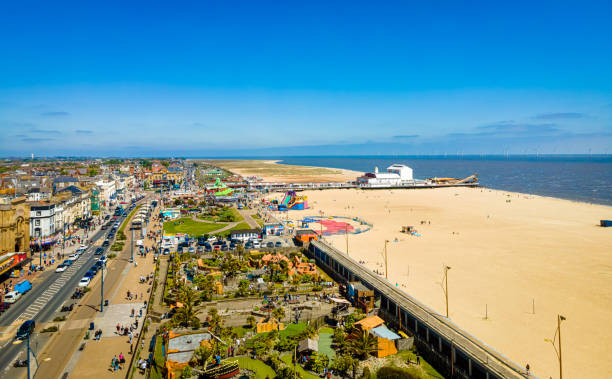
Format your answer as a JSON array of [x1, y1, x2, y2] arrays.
[[0, 209, 129, 376]]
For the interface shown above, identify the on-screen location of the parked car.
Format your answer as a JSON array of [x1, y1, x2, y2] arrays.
[[63, 259, 74, 266], [102, 240, 110, 247], [95, 247, 104, 255], [84, 271, 95, 279], [207, 236, 217, 242], [4, 291, 21, 304], [78, 277, 91, 287], [188, 247, 195, 253], [275, 241, 282, 247], [55, 264, 67, 273], [89, 265, 99, 274], [98, 256, 108, 264], [16, 320, 35, 340], [266, 242, 274, 248], [68, 254, 79, 260]]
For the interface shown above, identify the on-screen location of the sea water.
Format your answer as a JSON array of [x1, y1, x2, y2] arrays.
[[276, 155, 612, 206]]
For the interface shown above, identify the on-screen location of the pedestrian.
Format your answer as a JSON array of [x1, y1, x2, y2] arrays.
[[129, 330, 134, 344]]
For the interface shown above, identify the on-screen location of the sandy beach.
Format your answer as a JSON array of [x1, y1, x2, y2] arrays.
[[211, 159, 361, 183], [272, 186, 612, 378]]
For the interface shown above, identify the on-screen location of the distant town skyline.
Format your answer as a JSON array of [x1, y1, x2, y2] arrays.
[[1, 1, 611, 156]]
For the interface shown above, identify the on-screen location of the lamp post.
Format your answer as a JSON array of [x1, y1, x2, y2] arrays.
[[345, 224, 349, 256], [100, 260, 104, 312], [545, 314, 566, 379], [131, 227, 134, 262], [443, 266, 451, 318], [384, 240, 389, 279]]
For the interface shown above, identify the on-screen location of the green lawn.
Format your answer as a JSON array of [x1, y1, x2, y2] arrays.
[[279, 322, 307, 339], [227, 357, 275, 379], [280, 354, 320, 379], [394, 350, 444, 379], [163, 217, 228, 236], [149, 335, 165, 379], [317, 332, 335, 362], [232, 326, 252, 338]]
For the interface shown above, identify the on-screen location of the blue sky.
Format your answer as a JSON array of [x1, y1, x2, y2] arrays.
[[1, 0, 611, 156]]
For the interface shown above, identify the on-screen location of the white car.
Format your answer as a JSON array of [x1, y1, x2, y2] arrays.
[[80, 244, 89, 250], [98, 256, 108, 264], [207, 236, 217, 242], [4, 291, 21, 303], [68, 254, 79, 260], [78, 277, 91, 287], [55, 265, 67, 273]]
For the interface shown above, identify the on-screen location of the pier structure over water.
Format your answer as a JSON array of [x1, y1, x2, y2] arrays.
[[307, 239, 534, 379]]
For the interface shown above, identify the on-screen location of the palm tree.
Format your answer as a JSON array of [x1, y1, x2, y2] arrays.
[[174, 285, 197, 326], [348, 330, 378, 359]]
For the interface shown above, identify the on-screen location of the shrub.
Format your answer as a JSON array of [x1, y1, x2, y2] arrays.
[[41, 326, 59, 333], [305, 352, 329, 374], [53, 316, 66, 322], [107, 253, 117, 259]]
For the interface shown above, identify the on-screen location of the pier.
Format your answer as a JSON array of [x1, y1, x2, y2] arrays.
[[307, 240, 533, 379], [248, 181, 478, 192]]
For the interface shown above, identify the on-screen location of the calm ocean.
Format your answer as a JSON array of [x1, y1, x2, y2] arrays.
[[273, 155, 612, 206]]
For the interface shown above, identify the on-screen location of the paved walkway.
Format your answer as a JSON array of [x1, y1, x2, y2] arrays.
[[28, 201, 158, 379]]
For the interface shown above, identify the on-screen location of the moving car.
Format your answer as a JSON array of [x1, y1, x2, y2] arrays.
[[16, 320, 35, 340], [78, 277, 91, 287], [95, 247, 104, 255], [55, 264, 67, 273]]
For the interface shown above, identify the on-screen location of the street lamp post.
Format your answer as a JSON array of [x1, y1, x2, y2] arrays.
[[26, 332, 30, 379], [545, 314, 566, 379], [443, 266, 451, 318], [131, 227, 134, 262], [384, 240, 389, 279], [100, 261, 104, 312]]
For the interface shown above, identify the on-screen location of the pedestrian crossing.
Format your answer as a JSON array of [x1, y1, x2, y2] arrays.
[[16, 247, 94, 322]]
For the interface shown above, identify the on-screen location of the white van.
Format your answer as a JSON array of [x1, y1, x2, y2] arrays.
[[4, 291, 21, 303]]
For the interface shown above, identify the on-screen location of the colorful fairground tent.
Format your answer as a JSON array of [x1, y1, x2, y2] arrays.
[[206, 178, 233, 197]]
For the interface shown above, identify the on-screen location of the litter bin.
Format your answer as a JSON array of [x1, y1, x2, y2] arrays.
[[89, 322, 94, 330], [104, 300, 109, 306]]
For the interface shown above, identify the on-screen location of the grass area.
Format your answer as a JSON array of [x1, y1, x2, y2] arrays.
[[319, 327, 333, 334], [280, 354, 320, 379], [217, 221, 251, 237], [149, 335, 165, 379], [318, 332, 336, 362], [227, 357, 275, 379], [163, 217, 228, 236], [251, 213, 261, 220], [232, 326, 252, 338], [119, 204, 141, 234], [394, 350, 444, 379], [279, 322, 307, 339], [110, 242, 124, 251]]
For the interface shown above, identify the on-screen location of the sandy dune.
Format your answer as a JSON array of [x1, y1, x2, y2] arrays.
[[212, 159, 361, 183], [277, 187, 612, 378]]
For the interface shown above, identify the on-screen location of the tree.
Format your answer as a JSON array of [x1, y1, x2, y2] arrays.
[[246, 315, 256, 328], [180, 365, 192, 379], [272, 306, 285, 321], [348, 330, 379, 359], [173, 285, 197, 327], [195, 274, 215, 301], [193, 345, 213, 368], [207, 307, 223, 332], [237, 279, 250, 297], [221, 254, 241, 278], [276, 367, 302, 379], [305, 352, 329, 374], [330, 354, 358, 378]]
